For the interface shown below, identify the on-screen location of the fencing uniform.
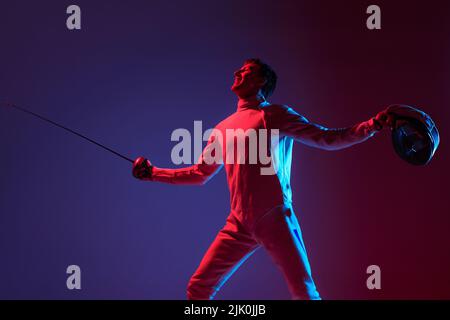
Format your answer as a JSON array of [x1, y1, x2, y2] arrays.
[[149, 98, 379, 299]]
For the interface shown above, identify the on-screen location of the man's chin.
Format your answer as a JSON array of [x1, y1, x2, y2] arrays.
[[231, 82, 245, 93]]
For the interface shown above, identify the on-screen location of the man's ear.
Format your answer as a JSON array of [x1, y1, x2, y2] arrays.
[[257, 78, 267, 87]]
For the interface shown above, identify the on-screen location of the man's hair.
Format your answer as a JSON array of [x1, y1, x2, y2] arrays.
[[244, 58, 277, 99]]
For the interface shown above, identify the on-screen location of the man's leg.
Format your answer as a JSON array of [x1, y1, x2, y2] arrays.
[[253, 204, 321, 300], [187, 212, 259, 300]]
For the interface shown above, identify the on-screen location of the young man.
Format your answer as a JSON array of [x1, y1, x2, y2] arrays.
[[132, 58, 391, 300]]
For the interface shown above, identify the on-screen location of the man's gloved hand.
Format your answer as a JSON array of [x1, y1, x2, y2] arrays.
[[132, 156, 153, 180], [373, 107, 395, 131]]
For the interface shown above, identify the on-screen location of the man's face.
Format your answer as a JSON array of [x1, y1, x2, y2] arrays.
[[231, 63, 266, 98]]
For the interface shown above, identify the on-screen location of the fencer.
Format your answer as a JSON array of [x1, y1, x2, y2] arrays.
[[132, 58, 392, 300]]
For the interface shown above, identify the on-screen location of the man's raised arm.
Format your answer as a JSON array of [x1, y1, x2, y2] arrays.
[[266, 104, 389, 151]]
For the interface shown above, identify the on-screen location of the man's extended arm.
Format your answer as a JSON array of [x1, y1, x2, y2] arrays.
[[267, 105, 387, 151], [150, 161, 222, 185], [132, 132, 223, 185]]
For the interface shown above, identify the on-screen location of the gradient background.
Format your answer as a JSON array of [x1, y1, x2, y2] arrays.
[[0, 0, 449, 299]]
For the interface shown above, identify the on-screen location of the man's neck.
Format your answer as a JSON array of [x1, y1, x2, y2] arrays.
[[237, 95, 266, 110]]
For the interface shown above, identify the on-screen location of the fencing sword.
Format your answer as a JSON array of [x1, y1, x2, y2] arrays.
[[1, 102, 134, 163]]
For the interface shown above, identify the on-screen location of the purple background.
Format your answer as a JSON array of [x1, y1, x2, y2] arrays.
[[1, 0, 449, 299]]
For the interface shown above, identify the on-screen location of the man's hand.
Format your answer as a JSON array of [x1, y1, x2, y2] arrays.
[[132, 156, 153, 180], [373, 108, 395, 130]]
